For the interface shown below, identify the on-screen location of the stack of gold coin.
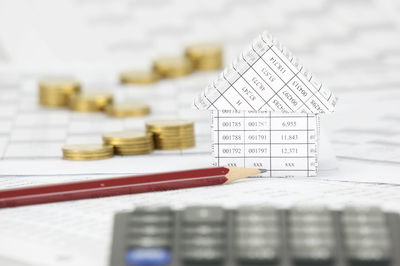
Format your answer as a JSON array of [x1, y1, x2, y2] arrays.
[[39, 77, 81, 107], [105, 101, 150, 118], [146, 119, 195, 150], [69, 91, 113, 112], [120, 70, 162, 84], [103, 130, 154, 155], [185, 43, 223, 70], [62, 144, 113, 160], [153, 56, 194, 78]]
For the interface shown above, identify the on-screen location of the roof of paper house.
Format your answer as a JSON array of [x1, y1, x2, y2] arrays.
[[193, 31, 337, 114]]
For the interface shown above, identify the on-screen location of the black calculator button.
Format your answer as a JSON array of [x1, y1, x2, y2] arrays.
[[237, 247, 279, 264], [182, 247, 224, 263], [128, 214, 173, 225], [183, 206, 225, 224], [127, 236, 171, 248], [183, 236, 224, 248], [236, 225, 279, 235], [134, 206, 172, 214], [291, 243, 334, 264], [128, 225, 172, 236], [236, 206, 279, 224], [183, 225, 225, 236], [236, 236, 280, 248]]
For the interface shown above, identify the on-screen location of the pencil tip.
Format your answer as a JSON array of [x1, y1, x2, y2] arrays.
[[258, 169, 268, 173]]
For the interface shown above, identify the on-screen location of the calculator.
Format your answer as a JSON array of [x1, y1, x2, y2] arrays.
[[110, 205, 400, 266]]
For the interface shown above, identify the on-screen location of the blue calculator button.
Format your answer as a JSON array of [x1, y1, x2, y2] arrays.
[[125, 248, 171, 266]]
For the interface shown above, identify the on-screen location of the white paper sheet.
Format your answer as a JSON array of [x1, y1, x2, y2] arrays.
[[1, 0, 400, 266], [210, 111, 319, 176], [1, 173, 400, 266]]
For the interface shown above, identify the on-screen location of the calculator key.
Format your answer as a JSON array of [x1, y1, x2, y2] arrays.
[[127, 236, 171, 248], [237, 247, 279, 263], [344, 227, 389, 240], [128, 214, 172, 225], [183, 247, 224, 263], [128, 225, 172, 236], [236, 236, 280, 248], [290, 206, 332, 224], [236, 206, 279, 223], [347, 246, 391, 265], [236, 225, 279, 235], [237, 206, 278, 216], [291, 236, 334, 248], [292, 246, 334, 264], [183, 236, 224, 248], [236, 214, 278, 225], [343, 230, 391, 263], [342, 206, 385, 225], [183, 225, 225, 236], [134, 206, 172, 214], [125, 248, 171, 266], [183, 206, 225, 224]]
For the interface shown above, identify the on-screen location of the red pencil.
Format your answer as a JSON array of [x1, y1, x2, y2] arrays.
[[0, 167, 265, 208]]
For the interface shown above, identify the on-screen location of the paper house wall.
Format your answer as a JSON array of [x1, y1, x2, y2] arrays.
[[193, 31, 337, 177]]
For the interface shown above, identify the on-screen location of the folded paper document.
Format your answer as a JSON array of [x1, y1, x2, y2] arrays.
[[194, 31, 338, 176]]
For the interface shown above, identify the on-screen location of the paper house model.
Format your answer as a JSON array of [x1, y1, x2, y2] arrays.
[[193, 31, 337, 177]]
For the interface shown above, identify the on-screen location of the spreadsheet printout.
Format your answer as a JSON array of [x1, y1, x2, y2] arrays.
[[193, 32, 337, 114], [1, 0, 400, 266], [211, 110, 318, 176]]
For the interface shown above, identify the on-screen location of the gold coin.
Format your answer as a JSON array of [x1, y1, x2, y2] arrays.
[[153, 56, 194, 78], [63, 154, 113, 160], [146, 119, 194, 129], [105, 101, 150, 118], [39, 95, 69, 107], [114, 145, 154, 151], [114, 144, 154, 150], [155, 139, 195, 144], [148, 131, 194, 138], [62, 144, 113, 153], [155, 143, 195, 150], [155, 138, 195, 144], [63, 152, 113, 158], [115, 148, 154, 155], [69, 91, 113, 112], [151, 130, 194, 137], [62, 144, 113, 160], [103, 130, 153, 145], [39, 77, 81, 107], [196, 58, 223, 70], [39, 77, 81, 95], [185, 43, 223, 70], [120, 70, 162, 84]]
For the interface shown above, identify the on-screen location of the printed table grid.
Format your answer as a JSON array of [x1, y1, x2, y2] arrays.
[[212, 110, 317, 177], [269, 45, 332, 111], [194, 32, 337, 114]]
